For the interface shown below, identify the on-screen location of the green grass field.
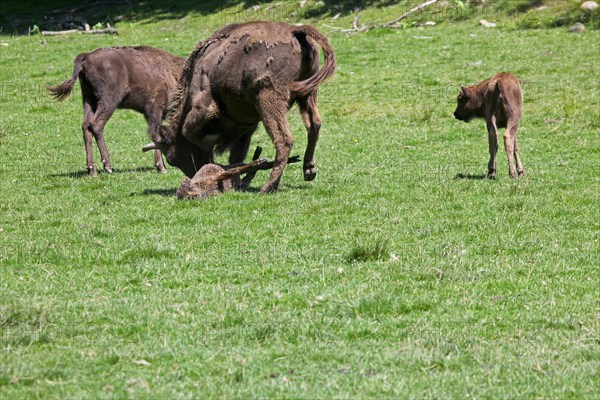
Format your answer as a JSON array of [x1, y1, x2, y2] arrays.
[[1, 1, 599, 398]]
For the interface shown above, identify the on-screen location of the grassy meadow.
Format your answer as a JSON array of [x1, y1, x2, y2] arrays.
[[1, 1, 599, 398]]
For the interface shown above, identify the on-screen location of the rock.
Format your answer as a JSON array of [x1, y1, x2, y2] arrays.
[[568, 22, 586, 33], [479, 19, 496, 27], [581, 1, 598, 11], [465, 60, 483, 68]]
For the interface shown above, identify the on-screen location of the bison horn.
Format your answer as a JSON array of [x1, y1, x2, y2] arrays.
[[142, 142, 160, 152]]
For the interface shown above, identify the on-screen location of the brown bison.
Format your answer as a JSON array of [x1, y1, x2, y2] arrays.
[[142, 21, 336, 193], [48, 46, 185, 176], [454, 72, 525, 178], [176, 147, 300, 199]]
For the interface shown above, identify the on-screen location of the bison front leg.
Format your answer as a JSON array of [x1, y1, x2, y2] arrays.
[[258, 93, 294, 193], [228, 133, 253, 166], [298, 92, 321, 181], [486, 116, 499, 179]]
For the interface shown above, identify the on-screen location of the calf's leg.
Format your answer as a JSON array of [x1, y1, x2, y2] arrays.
[[503, 122, 519, 178], [298, 91, 321, 182], [216, 159, 267, 183], [486, 116, 499, 179], [82, 100, 97, 176], [513, 130, 525, 177]]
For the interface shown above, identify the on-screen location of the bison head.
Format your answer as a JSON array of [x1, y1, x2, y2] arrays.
[[143, 125, 210, 178], [453, 86, 477, 122]]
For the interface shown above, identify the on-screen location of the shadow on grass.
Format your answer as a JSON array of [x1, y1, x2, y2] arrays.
[[141, 188, 177, 197], [50, 166, 158, 178], [50, 170, 90, 179], [454, 172, 488, 180], [138, 181, 310, 198], [242, 182, 312, 193]]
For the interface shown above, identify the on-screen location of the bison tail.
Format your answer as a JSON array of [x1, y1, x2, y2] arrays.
[[47, 52, 88, 101], [290, 26, 336, 97]]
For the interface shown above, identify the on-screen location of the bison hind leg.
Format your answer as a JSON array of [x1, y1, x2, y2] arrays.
[[298, 92, 321, 181], [257, 92, 294, 193]]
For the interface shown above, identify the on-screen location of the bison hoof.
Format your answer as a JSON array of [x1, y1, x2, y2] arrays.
[[260, 185, 278, 194], [304, 167, 317, 181], [518, 169, 526, 177], [487, 171, 496, 179], [88, 168, 98, 177], [105, 168, 114, 174], [157, 167, 167, 174]]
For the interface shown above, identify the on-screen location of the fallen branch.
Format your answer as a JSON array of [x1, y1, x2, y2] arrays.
[[84, 24, 117, 34], [334, 0, 440, 35], [41, 29, 79, 36], [42, 23, 117, 36], [378, 0, 439, 28], [336, 15, 370, 34]]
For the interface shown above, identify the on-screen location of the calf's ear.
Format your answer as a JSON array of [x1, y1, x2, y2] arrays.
[[460, 86, 468, 96]]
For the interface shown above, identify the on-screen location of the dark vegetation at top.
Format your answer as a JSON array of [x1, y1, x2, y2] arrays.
[[1, 0, 598, 35], [1, 0, 392, 34]]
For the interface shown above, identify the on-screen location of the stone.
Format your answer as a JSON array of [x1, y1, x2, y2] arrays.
[[581, 1, 598, 11], [568, 22, 586, 33]]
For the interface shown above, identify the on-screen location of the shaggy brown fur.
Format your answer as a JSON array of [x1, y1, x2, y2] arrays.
[[176, 147, 300, 199], [454, 72, 525, 178], [48, 46, 185, 176], [143, 21, 336, 193]]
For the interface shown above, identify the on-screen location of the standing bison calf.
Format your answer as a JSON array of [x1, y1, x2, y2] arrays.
[[454, 72, 525, 178], [48, 46, 185, 176]]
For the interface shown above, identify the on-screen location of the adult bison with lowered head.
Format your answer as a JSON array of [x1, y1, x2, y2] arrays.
[[142, 21, 336, 193]]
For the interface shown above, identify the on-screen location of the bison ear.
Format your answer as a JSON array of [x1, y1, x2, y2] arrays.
[[460, 86, 468, 97]]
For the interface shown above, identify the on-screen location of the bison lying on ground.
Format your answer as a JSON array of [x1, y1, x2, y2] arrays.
[[142, 21, 336, 193], [453, 72, 525, 178], [48, 46, 185, 176], [176, 147, 300, 199]]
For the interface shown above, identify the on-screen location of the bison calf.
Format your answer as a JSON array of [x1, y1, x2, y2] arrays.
[[174, 147, 300, 199], [48, 46, 185, 176], [453, 72, 525, 178]]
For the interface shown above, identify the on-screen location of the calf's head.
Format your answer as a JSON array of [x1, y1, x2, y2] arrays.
[[453, 86, 478, 122], [143, 125, 210, 178]]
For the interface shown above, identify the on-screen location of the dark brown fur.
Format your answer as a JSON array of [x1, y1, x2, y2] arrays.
[[48, 46, 185, 176], [176, 147, 300, 199], [454, 72, 525, 178], [143, 21, 336, 193]]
